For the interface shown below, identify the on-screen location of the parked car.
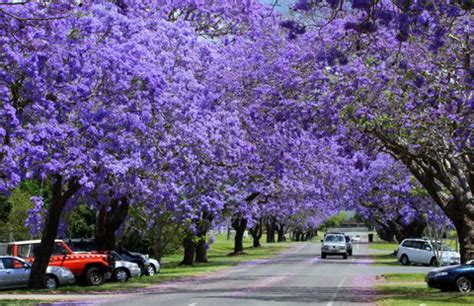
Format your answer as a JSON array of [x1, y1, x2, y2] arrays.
[[397, 238, 460, 266], [6, 240, 114, 286], [426, 260, 474, 293], [344, 235, 353, 256], [0, 256, 75, 290], [109, 251, 141, 282], [321, 233, 348, 259], [66, 239, 156, 276], [115, 246, 151, 276], [148, 257, 161, 276], [352, 235, 361, 242]]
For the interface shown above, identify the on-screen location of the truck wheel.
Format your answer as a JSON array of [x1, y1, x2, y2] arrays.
[[85, 267, 105, 286], [45, 275, 59, 289], [348, 251, 352, 256], [113, 268, 130, 282], [321, 253, 326, 259], [343, 254, 348, 259]]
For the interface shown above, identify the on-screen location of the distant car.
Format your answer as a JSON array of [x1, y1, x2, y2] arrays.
[[426, 260, 474, 293], [321, 233, 348, 259], [109, 251, 141, 282], [345, 235, 353, 256], [148, 258, 161, 276], [397, 239, 460, 266], [352, 235, 361, 242], [0, 256, 75, 290]]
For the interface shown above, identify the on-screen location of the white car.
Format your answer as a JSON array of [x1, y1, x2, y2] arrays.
[[321, 233, 348, 259], [148, 258, 160, 275], [397, 238, 460, 266]]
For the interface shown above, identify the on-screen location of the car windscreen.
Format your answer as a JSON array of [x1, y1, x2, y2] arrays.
[[325, 235, 344, 242]]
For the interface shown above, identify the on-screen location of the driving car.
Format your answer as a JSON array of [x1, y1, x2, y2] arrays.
[[397, 238, 460, 266], [321, 233, 348, 259], [426, 260, 474, 293], [345, 235, 353, 256], [0, 256, 75, 290]]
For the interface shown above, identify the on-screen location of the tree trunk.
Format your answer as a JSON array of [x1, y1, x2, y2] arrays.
[[389, 218, 426, 243], [266, 217, 276, 243], [152, 222, 164, 261], [454, 215, 474, 263], [249, 219, 263, 248], [95, 197, 130, 251], [195, 237, 208, 263], [180, 237, 195, 266], [232, 215, 247, 254], [277, 223, 286, 242], [29, 176, 80, 289], [295, 231, 302, 241]]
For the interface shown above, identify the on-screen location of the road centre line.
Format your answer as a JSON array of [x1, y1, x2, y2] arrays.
[[326, 276, 347, 306]]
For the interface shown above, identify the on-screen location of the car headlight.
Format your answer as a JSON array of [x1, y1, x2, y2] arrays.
[[434, 272, 448, 277]]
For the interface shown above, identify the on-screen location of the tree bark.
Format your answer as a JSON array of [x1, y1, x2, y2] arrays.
[[266, 217, 276, 243], [232, 215, 247, 254], [29, 176, 80, 289], [389, 218, 425, 243], [180, 236, 196, 266], [249, 218, 263, 248], [277, 223, 286, 242], [195, 237, 208, 263], [95, 197, 130, 251]]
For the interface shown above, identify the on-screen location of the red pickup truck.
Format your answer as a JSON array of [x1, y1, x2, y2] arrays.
[[7, 239, 114, 286]]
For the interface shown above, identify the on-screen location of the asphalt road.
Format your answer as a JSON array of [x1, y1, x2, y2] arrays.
[[102, 240, 431, 306]]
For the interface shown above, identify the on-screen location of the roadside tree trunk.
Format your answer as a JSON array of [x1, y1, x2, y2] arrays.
[[95, 197, 130, 251], [249, 218, 263, 248], [195, 212, 212, 263], [232, 215, 247, 254], [180, 236, 196, 266], [29, 176, 80, 289], [266, 217, 276, 243], [277, 223, 286, 242]]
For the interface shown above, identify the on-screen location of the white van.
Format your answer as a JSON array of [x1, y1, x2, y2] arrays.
[[397, 238, 460, 266]]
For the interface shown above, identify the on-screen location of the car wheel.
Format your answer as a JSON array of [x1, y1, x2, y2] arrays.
[[146, 264, 156, 276], [400, 255, 410, 266], [343, 254, 348, 259], [321, 253, 326, 259], [85, 267, 105, 286], [45, 275, 58, 290], [348, 251, 352, 256], [113, 268, 129, 282], [430, 257, 438, 267], [456, 276, 472, 293]]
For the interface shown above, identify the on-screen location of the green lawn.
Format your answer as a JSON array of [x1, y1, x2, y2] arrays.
[[368, 241, 399, 252], [377, 273, 474, 305], [1, 234, 293, 294]]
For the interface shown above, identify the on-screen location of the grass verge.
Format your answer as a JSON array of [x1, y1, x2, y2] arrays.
[[1, 234, 293, 294], [376, 273, 474, 305]]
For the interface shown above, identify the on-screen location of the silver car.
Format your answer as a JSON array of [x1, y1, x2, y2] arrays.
[[0, 256, 75, 290], [148, 258, 161, 275], [110, 252, 141, 282]]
